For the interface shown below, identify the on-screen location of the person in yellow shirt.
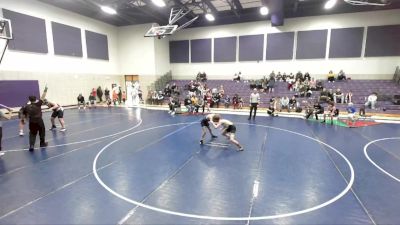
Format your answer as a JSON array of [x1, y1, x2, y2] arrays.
[[328, 70, 335, 83]]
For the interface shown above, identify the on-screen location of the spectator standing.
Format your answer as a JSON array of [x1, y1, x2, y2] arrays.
[[104, 87, 110, 102], [249, 88, 260, 120], [97, 86, 103, 102]]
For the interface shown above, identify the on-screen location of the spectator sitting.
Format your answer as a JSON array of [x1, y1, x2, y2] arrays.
[[89, 93, 96, 108], [337, 70, 346, 81], [276, 72, 282, 82], [309, 78, 317, 90], [295, 71, 303, 82], [77, 94, 85, 109], [157, 91, 164, 105], [232, 94, 239, 109], [282, 73, 287, 82], [287, 76, 295, 91], [280, 96, 290, 112], [289, 96, 298, 112], [184, 95, 193, 113], [345, 90, 353, 103], [304, 72, 311, 81], [333, 88, 344, 103], [233, 72, 241, 82], [365, 92, 378, 109], [191, 95, 200, 113], [212, 93, 221, 108], [238, 97, 243, 109], [289, 73, 295, 79], [328, 89, 334, 102], [328, 70, 335, 82], [200, 72, 207, 82], [224, 95, 231, 108], [168, 96, 180, 115], [306, 100, 324, 120], [164, 84, 172, 97], [267, 98, 278, 116], [219, 85, 225, 96], [322, 101, 337, 125]]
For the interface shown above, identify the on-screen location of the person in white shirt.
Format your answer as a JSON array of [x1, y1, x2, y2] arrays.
[[249, 88, 260, 120], [365, 93, 378, 109], [280, 96, 290, 112]]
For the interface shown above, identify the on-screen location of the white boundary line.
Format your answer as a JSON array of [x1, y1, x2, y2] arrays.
[[363, 137, 400, 183], [93, 122, 355, 221], [3, 119, 142, 153]]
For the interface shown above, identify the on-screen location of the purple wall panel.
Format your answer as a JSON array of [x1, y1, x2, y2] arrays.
[[214, 36, 236, 62], [0, 81, 40, 107], [265, 32, 294, 60], [329, 27, 363, 58], [52, 22, 82, 57], [296, 30, 327, 59], [169, 40, 189, 63], [2, 9, 48, 54], [191, 39, 212, 62], [365, 25, 400, 57], [239, 35, 264, 61], [85, 30, 109, 60]]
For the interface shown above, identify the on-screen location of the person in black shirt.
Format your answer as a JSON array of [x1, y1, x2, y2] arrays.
[[313, 101, 324, 120], [23, 87, 48, 151], [77, 94, 85, 109], [104, 87, 110, 102]]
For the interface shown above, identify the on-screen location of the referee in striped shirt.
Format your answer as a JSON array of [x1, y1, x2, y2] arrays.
[[249, 88, 260, 120]]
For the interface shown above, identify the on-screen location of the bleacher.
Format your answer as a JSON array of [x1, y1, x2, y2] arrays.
[[167, 78, 400, 114]]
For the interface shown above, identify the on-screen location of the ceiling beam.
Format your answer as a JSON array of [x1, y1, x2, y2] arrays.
[[232, 0, 243, 11], [172, 0, 198, 18], [202, 0, 218, 14]]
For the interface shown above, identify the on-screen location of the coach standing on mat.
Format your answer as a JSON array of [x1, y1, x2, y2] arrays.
[[23, 86, 49, 151], [248, 88, 260, 120]]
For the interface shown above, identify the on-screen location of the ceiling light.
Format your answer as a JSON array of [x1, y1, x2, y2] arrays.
[[324, 0, 337, 9], [205, 13, 215, 21], [259, 6, 269, 16], [151, 0, 166, 7], [101, 6, 117, 15]]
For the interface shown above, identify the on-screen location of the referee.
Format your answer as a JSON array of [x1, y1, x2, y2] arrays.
[[23, 86, 49, 151], [248, 88, 260, 120]]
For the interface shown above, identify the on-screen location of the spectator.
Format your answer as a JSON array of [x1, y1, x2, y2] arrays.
[[267, 98, 278, 117], [0, 105, 12, 154], [168, 96, 180, 115], [184, 95, 193, 113], [191, 95, 200, 113], [104, 87, 110, 102], [238, 97, 244, 109], [211, 93, 220, 108], [89, 93, 96, 108], [287, 76, 295, 91], [267, 77, 276, 93], [328, 70, 335, 82], [289, 96, 298, 112], [113, 89, 119, 105], [322, 102, 337, 125], [365, 93, 378, 109], [164, 84, 172, 97], [91, 88, 96, 99], [276, 72, 282, 82], [280, 96, 290, 112], [249, 88, 260, 120], [345, 90, 353, 103], [219, 85, 225, 96], [224, 95, 231, 108], [122, 91, 127, 104], [304, 72, 311, 81], [295, 71, 303, 82], [118, 86, 122, 104], [320, 88, 330, 102], [97, 86, 103, 102], [333, 88, 344, 104], [269, 71, 276, 80], [157, 91, 164, 105], [306, 101, 323, 120], [309, 78, 317, 90], [337, 70, 346, 81], [77, 93, 85, 109], [233, 72, 241, 82], [316, 80, 324, 91], [282, 72, 287, 82]]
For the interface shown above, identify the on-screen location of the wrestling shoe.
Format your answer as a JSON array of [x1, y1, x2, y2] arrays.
[[60, 128, 66, 132], [49, 126, 57, 131], [200, 140, 204, 145], [19, 131, 24, 136], [238, 147, 244, 151], [211, 135, 218, 138]]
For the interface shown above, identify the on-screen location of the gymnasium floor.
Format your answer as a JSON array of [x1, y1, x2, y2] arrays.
[[0, 108, 399, 225]]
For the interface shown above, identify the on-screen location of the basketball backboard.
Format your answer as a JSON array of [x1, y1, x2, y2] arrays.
[[144, 25, 178, 38], [0, 18, 12, 40]]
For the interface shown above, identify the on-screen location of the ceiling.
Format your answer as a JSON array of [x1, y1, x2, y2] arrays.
[[39, 0, 400, 28]]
